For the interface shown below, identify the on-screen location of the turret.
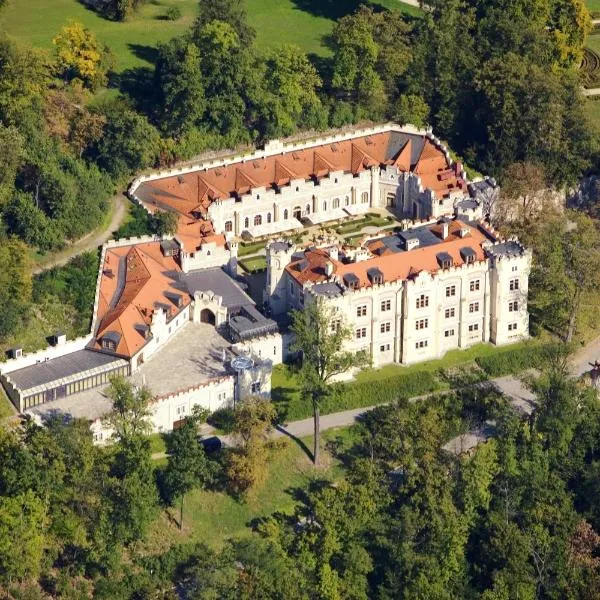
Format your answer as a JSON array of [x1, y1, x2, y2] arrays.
[[264, 239, 296, 315]]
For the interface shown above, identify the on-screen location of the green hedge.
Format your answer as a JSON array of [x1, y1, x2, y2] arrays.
[[474, 343, 550, 377], [279, 369, 441, 421]]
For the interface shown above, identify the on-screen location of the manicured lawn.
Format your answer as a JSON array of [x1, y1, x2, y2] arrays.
[[148, 433, 168, 455], [271, 339, 538, 420], [239, 255, 267, 273], [585, 99, 600, 129], [0, 0, 422, 72], [144, 429, 356, 550], [238, 241, 265, 257], [0, 387, 16, 419]]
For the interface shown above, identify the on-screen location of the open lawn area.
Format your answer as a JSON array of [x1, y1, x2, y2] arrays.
[[0, 0, 422, 72], [271, 339, 541, 420], [0, 0, 199, 72], [585, 99, 600, 128], [0, 387, 16, 419], [587, 0, 600, 14], [144, 428, 356, 551], [586, 33, 600, 55], [238, 255, 267, 273]]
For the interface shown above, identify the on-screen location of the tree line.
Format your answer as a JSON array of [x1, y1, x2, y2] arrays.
[[4, 346, 600, 598]]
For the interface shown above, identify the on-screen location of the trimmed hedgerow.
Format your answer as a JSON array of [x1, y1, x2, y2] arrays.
[[278, 369, 442, 421], [474, 343, 551, 377]]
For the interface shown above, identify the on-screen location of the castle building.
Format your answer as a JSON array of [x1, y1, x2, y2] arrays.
[[265, 217, 531, 367], [1, 123, 518, 438]]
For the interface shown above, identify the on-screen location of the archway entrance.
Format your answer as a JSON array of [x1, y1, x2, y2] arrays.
[[200, 309, 216, 325], [293, 206, 302, 220]]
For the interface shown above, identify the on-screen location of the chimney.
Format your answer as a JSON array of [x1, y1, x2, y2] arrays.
[[325, 262, 334, 277], [328, 247, 339, 261], [459, 226, 470, 238], [441, 222, 449, 239], [405, 238, 419, 251]]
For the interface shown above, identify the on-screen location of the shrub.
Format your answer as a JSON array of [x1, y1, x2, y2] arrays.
[[207, 407, 236, 434], [165, 6, 182, 20]]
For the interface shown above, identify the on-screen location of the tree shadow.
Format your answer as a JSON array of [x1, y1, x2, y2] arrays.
[[275, 425, 314, 462], [108, 66, 156, 115], [290, 0, 363, 20], [128, 43, 160, 65]]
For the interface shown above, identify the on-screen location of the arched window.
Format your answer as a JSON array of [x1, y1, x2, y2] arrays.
[[224, 221, 233, 232], [351, 195, 357, 205], [244, 217, 249, 229], [323, 201, 327, 211], [345, 196, 350, 206], [333, 198, 340, 209], [267, 213, 272, 223], [284, 209, 289, 220], [254, 214, 262, 226], [362, 192, 369, 204], [305, 204, 311, 215]]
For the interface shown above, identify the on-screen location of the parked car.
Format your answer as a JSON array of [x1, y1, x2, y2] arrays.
[[198, 436, 222, 454]]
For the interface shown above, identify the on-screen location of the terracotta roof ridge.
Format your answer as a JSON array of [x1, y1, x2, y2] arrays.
[[351, 143, 378, 174], [235, 168, 259, 193], [313, 151, 336, 176], [392, 139, 412, 171], [274, 160, 296, 185], [197, 174, 226, 201]]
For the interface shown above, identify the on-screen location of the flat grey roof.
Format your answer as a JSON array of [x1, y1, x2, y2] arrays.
[[372, 225, 441, 255], [7, 350, 126, 393], [486, 241, 524, 258], [269, 241, 291, 252], [311, 282, 344, 298], [456, 199, 479, 210], [179, 268, 253, 308], [229, 305, 278, 340]]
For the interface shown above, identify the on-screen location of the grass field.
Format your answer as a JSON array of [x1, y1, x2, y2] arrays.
[[585, 98, 600, 124], [271, 339, 536, 420], [587, 0, 600, 14], [586, 33, 600, 55], [0, 0, 422, 72], [144, 428, 356, 550]]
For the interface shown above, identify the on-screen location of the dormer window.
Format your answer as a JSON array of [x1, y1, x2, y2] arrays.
[[165, 291, 184, 308], [367, 267, 384, 285], [436, 252, 453, 269], [343, 273, 360, 290], [101, 331, 121, 352], [460, 247, 476, 264]]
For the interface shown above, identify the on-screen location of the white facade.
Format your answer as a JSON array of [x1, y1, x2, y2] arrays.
[[265, 222, 532, 368]]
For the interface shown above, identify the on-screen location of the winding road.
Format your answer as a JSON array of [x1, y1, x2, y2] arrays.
[[150, 335, 600, 460], [31, 193, 129, 275]]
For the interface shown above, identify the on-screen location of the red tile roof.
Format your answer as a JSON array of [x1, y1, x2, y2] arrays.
[[94, 242, 190, 358], [135, 131, 465, 252], [286, 220, 490, 289]]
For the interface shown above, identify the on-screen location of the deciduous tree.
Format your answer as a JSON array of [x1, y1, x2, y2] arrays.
[[163, 408, 214, 529], [52, 21, 113, 90], [291, 299, 369, 465]]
